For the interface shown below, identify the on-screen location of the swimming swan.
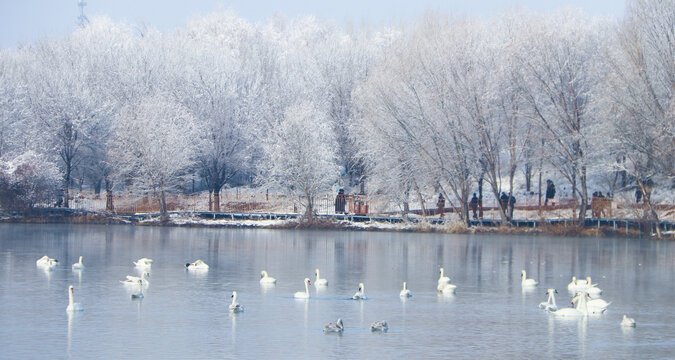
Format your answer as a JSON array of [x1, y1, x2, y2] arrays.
[[72, 256, 85, 270], [552, 291, 588, 317], [186, 260, 209, 271], [259, 270, 277, 285], [324, 318, 344, 333], [584, 277, 603, 296], [37, 256, 58, 270], [294, 278, 311, 299], [400, 282, 412, 297], [539, 288, 558, 311], [439, 283, 457, 295], [314, 268, 328, 286], [370, 320, 388, 332], [621, 314, 636, 327], [521, 270, 538, 287], [66, 285, 83, 312], [134, 258, 153, 269], [437, 267, 451, 290], [572, 295, 610, 314], [131, 280, 144, 299], [229, 291, 244, 313], [352, 283, 367, 300], [567, 276, 588, 291], [122, 271, 150, 288]]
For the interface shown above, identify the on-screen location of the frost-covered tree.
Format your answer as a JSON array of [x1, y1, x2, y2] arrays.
[[110, 95, 198, 221], [0, 151, 59, 211], [258, 101, 338, 219]]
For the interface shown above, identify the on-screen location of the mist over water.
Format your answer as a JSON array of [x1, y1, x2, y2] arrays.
[[1, 224, 673, 358]]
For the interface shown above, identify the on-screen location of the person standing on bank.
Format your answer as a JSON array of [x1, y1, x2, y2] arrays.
[[335, 189, 346, 214], [469, 193, 479, 219], [437, 193, 445, 218], [508, 192, 516, 220], [545, 180, 556, 206]]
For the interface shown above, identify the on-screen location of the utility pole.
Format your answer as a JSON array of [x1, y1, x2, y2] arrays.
[[78, 0, 89, 28]]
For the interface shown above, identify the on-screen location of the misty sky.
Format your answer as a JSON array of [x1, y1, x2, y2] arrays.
[[1, 0, 625, 49]]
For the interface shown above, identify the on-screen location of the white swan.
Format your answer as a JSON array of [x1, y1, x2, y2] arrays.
[[400, 282, 412, 297], [131, 280, 144, 299], [439, 283, 457, 295], [567, 276, 588, 291], [539, 288, 558, 311], [259, 270, 277, 285], [66, 285, 83, 312], [324, 318, 344, 333], [573, 295, 611, 314], [621, 314, 636, 327], [437, 267, 451, 290], [134, 257, 153, 269], [229, 291, 244, 313], [314, 268, 328, 286], [186, 259, 209, 271], [370, 320, 388, 332], [521, 270, 538, 287], [584, 277, 603, 296], [294, 278, 311, 299], [72, 256, 85, 270], [352, 282, 367, 300], [121, 271, 149, 288], [37, 255, 58, 270], [552, 291, 588, 317]]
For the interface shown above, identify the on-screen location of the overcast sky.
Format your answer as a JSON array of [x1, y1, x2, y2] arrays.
[[0, 0, 625, 49]]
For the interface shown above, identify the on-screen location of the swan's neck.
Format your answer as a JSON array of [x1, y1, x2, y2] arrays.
[[403, 282, 407, 290], [69, 290, 74, 306], [440, 268, 444, 278], [231, 293, 237, 305], [316, 270, 320, 279], [305, 281, 309, 294], [78, 256, 82, 264]]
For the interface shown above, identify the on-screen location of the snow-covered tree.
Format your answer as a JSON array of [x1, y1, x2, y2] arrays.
[[258, 101, 338, 219], [0, 151, 59, 211], [109, 95, 198, 221]]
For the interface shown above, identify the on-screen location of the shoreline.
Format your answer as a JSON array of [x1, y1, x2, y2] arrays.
[[1, 210, 671, 240]]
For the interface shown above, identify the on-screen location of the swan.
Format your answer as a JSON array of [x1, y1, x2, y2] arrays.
[[131, 280, 144, 299], [584, 277, 603, 296], [572, 295, 611, 314], [324, 318, 344, 333], [439, 283, 457, 295], [259, 270, 277, 284], [66, 285, 83, 312], [294, 278, 311, 299], [521, 270, 538, 287], [121, 271, 150, 288], [37, 256, 58, 270], [552, 291, 588, 317], [72, 256, 85, 270], [539, 288, 558, 311], [314, 268, 328, 286], [134, 258, 153, 269], [400, 282, 412, 297], [621, 314, 636, 327], [567, 276, 588, 291], [186, 259, 209, 271], [229, 291, 244, 313], [352, 282, 367, 300], [370, 320, 388, 332], [437, 267, 451, 290]]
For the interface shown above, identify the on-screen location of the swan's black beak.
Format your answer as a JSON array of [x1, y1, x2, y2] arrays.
[[185, 263, 190, 267], [555, 290, 558, 293]]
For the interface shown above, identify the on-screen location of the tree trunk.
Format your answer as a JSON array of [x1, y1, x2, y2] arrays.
[[159, 188, 168, 222], [213, 190, 220, 212], [105, 176, 114, 212], [93, 179, 102, 199], [577, 166, 588, 223]]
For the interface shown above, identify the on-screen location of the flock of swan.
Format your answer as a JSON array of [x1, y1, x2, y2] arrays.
[[37, 255, 637, 332]]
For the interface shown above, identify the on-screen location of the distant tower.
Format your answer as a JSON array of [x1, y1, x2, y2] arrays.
[[77, 0, 89, 28]]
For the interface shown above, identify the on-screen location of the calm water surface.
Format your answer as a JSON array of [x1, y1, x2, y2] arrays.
[[0, 224, 673, 359]]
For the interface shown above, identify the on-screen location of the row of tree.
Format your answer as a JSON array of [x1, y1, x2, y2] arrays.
[[0, 0, 672, 226]]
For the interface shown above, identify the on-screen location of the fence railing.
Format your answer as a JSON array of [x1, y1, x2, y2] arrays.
[[58, 190, 675, 222]]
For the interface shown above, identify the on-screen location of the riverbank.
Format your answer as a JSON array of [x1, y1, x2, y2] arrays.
[[2, 208, 672, 239]]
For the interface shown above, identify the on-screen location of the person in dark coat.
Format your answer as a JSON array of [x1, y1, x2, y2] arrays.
[[508, 192, 516, 220], [335, 189, 346, 214], [545, 180, 556, 206], [635, 188, 643, 203], [436, 193, 445, 218], [500, 192, 508, 214], [469, 193, 479, 219]]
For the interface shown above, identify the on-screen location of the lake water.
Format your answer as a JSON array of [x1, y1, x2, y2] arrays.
[[0, 223, 673, 359]]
